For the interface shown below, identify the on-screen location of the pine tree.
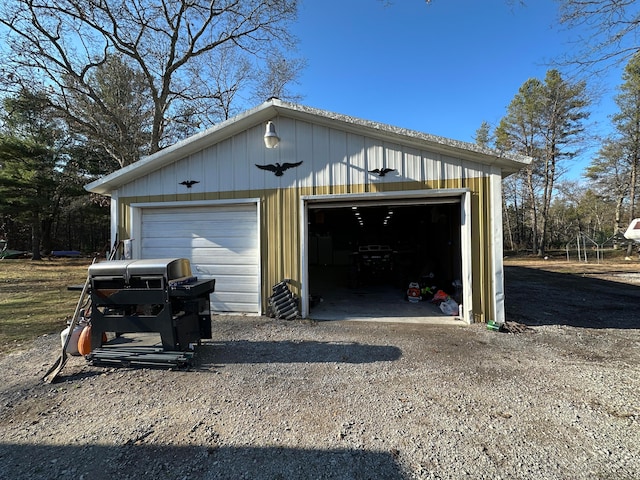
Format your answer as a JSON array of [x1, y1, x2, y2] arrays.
[[586, 138, 629, 236], [474, 121, 493, 148], [588, 52, 640, 253], [612, 53, 640, 223], [496, 70, 589, 255], [0, 91, 62, 259]]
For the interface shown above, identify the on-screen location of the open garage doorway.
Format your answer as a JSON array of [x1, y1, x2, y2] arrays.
[[302, 193, 467, 323]]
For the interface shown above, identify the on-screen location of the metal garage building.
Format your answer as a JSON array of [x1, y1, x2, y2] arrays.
[[86, 99, 530, 324]]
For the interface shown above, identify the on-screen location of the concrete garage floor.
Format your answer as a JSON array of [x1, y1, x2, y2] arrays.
[[307, 267, 464, 325]]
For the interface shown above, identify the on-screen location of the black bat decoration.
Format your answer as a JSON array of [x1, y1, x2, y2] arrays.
[[255, 161, 303, 176], [179, 180, 200, 188], [368, 168, 396, 177]]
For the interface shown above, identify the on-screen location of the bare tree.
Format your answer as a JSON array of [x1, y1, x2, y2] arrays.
[[557, 1, 640, 70], [252, 55, 306, 104], [202, 46, 255, 122], [421, 1, 637, 70], [0, 0, 299, 166], [65, 54, 153, 168]]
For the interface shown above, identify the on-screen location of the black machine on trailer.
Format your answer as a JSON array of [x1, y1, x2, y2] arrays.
[[349, 244, 395, 288], [86, 258, 215, 368]]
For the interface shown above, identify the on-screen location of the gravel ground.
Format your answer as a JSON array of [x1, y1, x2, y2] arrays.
[[1, 313, 639, 480]]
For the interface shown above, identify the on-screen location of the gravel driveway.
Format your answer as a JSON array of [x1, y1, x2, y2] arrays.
[[1, 265, 639, 479]]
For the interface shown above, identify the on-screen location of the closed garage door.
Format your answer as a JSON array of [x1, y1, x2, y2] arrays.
[[140, 203, 260, 313]]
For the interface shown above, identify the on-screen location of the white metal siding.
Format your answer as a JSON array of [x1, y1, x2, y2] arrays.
[[140, 204, 259, 313], [118, 116, 493, 198]]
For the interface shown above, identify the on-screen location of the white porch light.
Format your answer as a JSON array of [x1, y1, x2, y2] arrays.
[[263, 121, 280, 148]]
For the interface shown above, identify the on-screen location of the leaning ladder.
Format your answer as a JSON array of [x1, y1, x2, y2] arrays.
[[268, 279, 299, 320]]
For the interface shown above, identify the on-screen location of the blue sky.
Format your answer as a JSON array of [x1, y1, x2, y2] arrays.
[[290, 0, 626, 179]]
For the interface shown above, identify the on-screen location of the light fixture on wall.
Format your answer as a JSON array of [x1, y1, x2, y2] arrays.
[[264, 121, 280, 148]]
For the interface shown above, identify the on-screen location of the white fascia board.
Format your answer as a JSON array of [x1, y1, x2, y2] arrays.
[[460, 190, 473, 324], [300, 195, 310, 319], [489, 168, 506, 324], [110, 192, 119, 249]]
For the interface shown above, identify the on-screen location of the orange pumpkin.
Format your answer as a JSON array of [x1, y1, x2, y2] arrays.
[[77, 325, 92, 355]]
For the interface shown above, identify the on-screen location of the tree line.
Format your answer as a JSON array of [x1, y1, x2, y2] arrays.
[[0, 90, 114, 257], [1, 0, 639, 258], [471, 0, 640, 256], [474, 54, 640, 256], [0, 0, 301, 259]]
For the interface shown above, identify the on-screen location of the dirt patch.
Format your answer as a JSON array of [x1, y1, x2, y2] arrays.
[[1, 260, 639, 479], [504, 258, 640, 329]]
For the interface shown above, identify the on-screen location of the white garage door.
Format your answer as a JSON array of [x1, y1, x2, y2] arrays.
[[140, 203, 260, 313]]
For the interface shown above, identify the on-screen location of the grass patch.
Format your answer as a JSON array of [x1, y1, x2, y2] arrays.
[[0, 258, 90, 354]]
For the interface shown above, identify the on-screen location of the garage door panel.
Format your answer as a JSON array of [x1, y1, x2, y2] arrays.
[[140, 203, 260, 314], [145, 223, 257, 236], [142, 220, 256, 233], [210, 276, 259, 292], [142, 242, 257, 255], [145, 208, 253, 217], [212, 299, 255, 312], [213, 291, 258, 301], [139, 246, 195, 259], [143, 212, 255, 225], [191, 253, 258, 265], [142, 224, 256, 239], [211, 291, 257, 307], [141, 239, 258, 255], [190, 237, 258, 249], [192, 264, 259, 276]]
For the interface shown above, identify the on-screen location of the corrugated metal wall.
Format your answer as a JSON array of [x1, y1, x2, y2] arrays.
[[115, 113, 499, 321]]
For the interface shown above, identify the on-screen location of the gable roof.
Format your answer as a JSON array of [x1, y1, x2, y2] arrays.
[[85, 99, 531, 195]]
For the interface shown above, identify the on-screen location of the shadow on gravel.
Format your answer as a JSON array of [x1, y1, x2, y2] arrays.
[[198, 340, 402, 365], [505, 266, 640, 329], [0, 443, 406, 480]]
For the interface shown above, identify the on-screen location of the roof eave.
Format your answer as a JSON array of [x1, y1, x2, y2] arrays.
[[269, 101, 532, 174]]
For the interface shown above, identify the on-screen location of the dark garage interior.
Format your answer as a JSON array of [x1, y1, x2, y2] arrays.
[[307, 200, 463, 320]]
